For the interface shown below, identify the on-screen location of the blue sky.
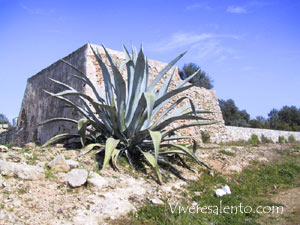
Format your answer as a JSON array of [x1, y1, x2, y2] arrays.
[[1, 0, 300, 122]]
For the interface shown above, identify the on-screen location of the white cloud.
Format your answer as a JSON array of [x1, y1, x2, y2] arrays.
[[227, 6, 247, 14], [20, 4, 54, 15], [186, 2, 212, 11], [148, 32, 239, 62]]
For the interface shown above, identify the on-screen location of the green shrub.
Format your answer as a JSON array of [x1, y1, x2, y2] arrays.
[[38, 44, 215, 183], [278, 136, 287, 144], [288, 135, 296, 143], [219, 150, 236, 157], [260, 134, 273, 144], [249, 134, 260, 146], [201, 131, 210, 143]]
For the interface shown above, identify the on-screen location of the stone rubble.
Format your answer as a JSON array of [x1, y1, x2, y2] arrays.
[[0, 160, 44, 180], [66, 159, 79, 168], [87, 171, 110, 189], [11, 146, 22, 151], [0, 145, 8, 152], [47, 154, 70, 172], [65, 169, 88, 188]]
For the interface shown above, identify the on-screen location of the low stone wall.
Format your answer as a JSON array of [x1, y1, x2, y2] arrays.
[[225, 126, 300, 143], [0, 129, 16, 145], [0, 124, 9, 129]]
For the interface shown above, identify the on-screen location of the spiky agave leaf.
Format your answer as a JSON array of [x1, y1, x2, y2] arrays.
[[77, 143, 104, 158], [78, 118, 89, 147], [102, 138, 120, 169], [42, 133, 80, 147]]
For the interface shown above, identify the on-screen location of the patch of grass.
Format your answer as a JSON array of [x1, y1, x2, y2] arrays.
[[127, 154, 300, 225], [44, 166, 57, 180], [220, 140, 249, 147], [4, 143, 13, 148], [219, 150, 236, 157], [17, 187, 29, 194], [3, 190, 10, 195], [25, 154, 39, 164]]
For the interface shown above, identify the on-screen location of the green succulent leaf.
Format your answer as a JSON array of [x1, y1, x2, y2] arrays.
[[89, 44, 115, 106], [42, 133, 80, 147], [141, 150, 162, 184], [168, 144, 211, 169], [102, 138, 120, 170], [111, 149, 121, 170], [102, 45, 127, 130], [61, 59, 105, 104], [144, 92, 156, 121], [35, 117, 78, 127], [78, 118, 89, 147], [77, 143, 103, 157], [148, 50, 187, 92], [149, 130, 162, 160]]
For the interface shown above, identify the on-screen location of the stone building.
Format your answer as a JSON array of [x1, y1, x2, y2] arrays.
[[14, 44, 226, 145]]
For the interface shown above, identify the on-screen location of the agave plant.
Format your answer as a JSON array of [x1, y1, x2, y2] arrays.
[[38, 44, 215, 183]]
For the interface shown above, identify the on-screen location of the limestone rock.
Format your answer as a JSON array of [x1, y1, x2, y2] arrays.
[[11, 147, 22, 151], [66, 159, 79, 168], [87, 171, 108, 189], [0, 160, 44, 180], [7, 153, 23, 162], [0, 145, 8, 152], [47, 154, 70, 172], [66, 169, 88, 188], [25, 142, 36, 148]]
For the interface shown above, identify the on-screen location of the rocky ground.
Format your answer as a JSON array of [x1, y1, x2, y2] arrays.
[[0, 142, 298, 225]]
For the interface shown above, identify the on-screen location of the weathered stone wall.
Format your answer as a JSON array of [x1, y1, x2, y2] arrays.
[[13, 43, 226, 145], [225, 126, 300, 142], [16, 45, 88, 144]]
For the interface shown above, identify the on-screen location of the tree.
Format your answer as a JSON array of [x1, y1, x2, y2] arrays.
[[179, 63, 213, 89], [249, 116, 268, 129], [218, 99, 250, 127], [268, 108, 279, 129], [0, 113, 9, 124], [218, 98, 300, 131], [277, 106, 300, 131], [249, 106, 300, 131]]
